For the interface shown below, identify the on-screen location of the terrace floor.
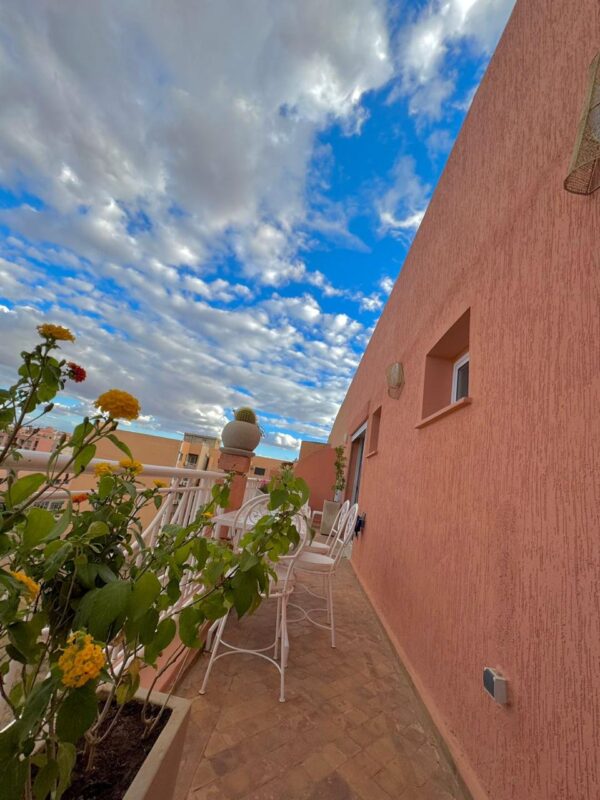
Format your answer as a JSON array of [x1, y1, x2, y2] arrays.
[[174, 560, 468, 800]]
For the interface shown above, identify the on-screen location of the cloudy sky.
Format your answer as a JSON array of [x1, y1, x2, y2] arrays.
[[0, 0, 515, 458]]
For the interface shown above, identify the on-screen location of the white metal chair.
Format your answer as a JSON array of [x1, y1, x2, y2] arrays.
[[291, 503, 359, 648], [199, 496, 309, 702], [306, 500, 350, 556]]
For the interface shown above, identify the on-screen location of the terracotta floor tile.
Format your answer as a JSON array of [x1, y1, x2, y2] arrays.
[[175, 562, 468, 800]]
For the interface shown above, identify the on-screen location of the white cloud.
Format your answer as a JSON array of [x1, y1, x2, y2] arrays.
[[265, 432, 301, 452], [0, 1, 392, 287], [0, 1, 397, 455], [377, 156, 430, 239], [378, 275, 395, 295], [393, 0, 515, 120]]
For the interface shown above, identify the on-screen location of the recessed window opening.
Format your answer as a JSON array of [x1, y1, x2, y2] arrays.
[[348, 422, 367, 504], [368, 406, 382, 453], [422, 308, 470, 419], [452, 353, 470, 402]]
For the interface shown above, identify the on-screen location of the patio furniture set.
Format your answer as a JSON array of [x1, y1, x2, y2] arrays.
[[199, 498, 359, 702]]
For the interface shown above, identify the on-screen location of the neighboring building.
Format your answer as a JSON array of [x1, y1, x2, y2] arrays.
[[325, 3, 600, 800], [297, 440, 326, 461], [0, 425, 63, 452], [177, 432, 220, 472], [249, 454, 287, 480], [39, 429, 221, 527]]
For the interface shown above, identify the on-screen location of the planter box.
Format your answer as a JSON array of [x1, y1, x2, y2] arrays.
[[123, 689, 191, 800]]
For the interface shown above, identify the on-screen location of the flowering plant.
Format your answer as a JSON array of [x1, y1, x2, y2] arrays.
[[0, 326, 308, 800]]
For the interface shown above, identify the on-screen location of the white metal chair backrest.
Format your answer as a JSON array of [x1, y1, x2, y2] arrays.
[[230, 494, 270, 550], [329, 503, 359, 566], [273, 511, 310, 595], [323, 500, 350, 551]]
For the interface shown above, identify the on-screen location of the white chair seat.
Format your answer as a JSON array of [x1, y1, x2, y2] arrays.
[[296, 551, 334, 571], [306, 541, 329, 554]]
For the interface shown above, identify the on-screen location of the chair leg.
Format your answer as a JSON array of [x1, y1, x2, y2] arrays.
[[199, 611, 229, 695], [274, 596, 281, 660], [328, 576, 335, 648], [279, 597, 288, 703]]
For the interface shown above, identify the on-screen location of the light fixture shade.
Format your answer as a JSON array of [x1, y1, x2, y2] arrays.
[[565, 53, 600, 195], [386, 362, 404, 399]]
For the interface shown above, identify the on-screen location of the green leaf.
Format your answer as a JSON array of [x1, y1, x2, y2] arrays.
[[8, 615, 46, 663], [107, 433, 132, 459], [115, 660, 140, 706], [85, 521, 109, 540], [269, 488, 287, 510], [98, 475, 114, 500], [76, 580, 131, 640], [23, 507, 55, 549], [73, 444, 96, 475], [55, 743, 76, 800], [143, 617, 176, 665], [231, 571, 256, 617], [33, 757, 59, 800], [48, 505, 71, 541], [43, 542, 73, 580], [20, 677, 54, 738], [56, 683, 98, 744], [0, 407, 14, 430], [70, 420, 93, 447], [5, 473, 45, 508], [178, 606, 205, 648], [0, 721, 23, 769], [4, 755, 27, 800], [128, 573, 161, 621]]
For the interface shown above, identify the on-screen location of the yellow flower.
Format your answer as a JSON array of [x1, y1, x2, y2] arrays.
[[94, 462, 115, 477], [37, 324, 75, 342], [200, 510, 214, 519], [119, 458, 143, 475], [9, 570, 40, 600], [153, 479, 167, 488], [95, 389, 140, 421], [58, 632, 105, 688]]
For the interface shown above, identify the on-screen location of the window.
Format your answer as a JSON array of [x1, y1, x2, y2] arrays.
[[452, 353, 470, 402], [422, 309, 470, 419], [185, 453, 198, 468], [368, 406, 381, 454], [253, 466, 266, 476], [347, 422, 366, 504]]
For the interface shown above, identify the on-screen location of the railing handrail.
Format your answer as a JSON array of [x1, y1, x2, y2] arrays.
[[3, 449, 224, 480]]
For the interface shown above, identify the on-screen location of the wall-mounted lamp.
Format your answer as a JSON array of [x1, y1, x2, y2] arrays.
[[564, 52, 600, 195], [386, 362, 405, 399]]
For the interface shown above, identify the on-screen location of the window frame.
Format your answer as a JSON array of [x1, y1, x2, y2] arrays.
[[451, 352, 470, 403]]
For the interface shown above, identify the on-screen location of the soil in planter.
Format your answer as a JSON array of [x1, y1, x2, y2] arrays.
[[62, 700, 171, 800]]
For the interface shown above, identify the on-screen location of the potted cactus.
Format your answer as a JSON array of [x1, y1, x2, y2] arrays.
[[221, 407, 262, 454]]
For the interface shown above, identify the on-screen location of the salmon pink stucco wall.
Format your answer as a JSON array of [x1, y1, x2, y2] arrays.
[[329, 2, 600, 799], [294, 445, 336, 512]]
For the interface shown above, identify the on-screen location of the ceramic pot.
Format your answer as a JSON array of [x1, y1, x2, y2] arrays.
[[221, 420, 261, 453]]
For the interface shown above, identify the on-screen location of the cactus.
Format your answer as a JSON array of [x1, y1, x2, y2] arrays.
[[234, 406, 258, 424]]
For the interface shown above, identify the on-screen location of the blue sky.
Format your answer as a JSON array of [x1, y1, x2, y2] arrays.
[[0, 0, 515, 459]]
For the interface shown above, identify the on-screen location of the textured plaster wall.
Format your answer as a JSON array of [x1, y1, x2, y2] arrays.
[[329, 2, 600, 799], [294, 445, 336, 512]]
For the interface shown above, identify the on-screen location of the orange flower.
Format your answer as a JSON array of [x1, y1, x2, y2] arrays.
[[37, 324, 75, 342], [58, 632, 105, 688], [119, 458, 143, 475], [94, 462, 114, 477], [71, 493, 88, 504], [9, 570, 40, 600], [95, 389, 140, 420]]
